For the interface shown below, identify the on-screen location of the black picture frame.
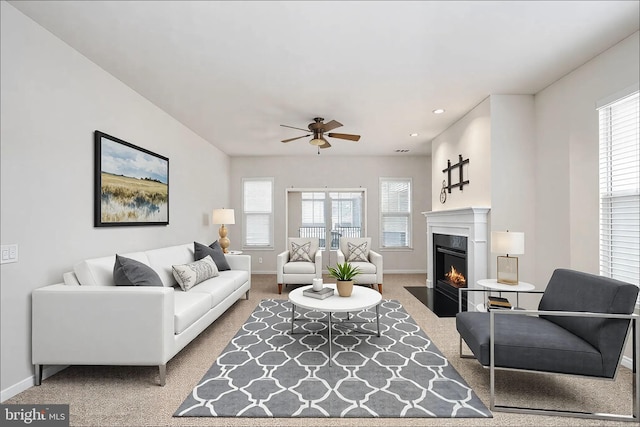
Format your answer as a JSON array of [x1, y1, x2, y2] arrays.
[[94, 131, 169, 227]]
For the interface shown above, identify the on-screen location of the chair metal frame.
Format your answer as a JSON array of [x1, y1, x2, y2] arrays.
[[458, 287, 639, 422]]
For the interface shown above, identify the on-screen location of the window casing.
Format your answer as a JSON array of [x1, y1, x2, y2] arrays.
[[598, 90, 639, 292], [380, 178, 412, 249], [242, 178, 274, 248]]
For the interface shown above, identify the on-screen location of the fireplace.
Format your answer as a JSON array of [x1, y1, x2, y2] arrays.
[[423, 207, 490, 316], [433, 234, 468, 317]]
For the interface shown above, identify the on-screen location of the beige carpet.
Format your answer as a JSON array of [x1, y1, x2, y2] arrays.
[[6, 274, 635, 426]]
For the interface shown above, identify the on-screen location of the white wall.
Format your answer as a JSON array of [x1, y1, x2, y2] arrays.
[[534, 31, 640, 287], [429, 95, 537, 284], [0, 3, 230, 398], [431, 98, 492, 210], [230, 155, 431, 275]]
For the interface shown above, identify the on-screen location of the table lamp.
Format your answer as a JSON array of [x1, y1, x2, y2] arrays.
[[491, 230, 524, 285], [212, 208, 235, 253]]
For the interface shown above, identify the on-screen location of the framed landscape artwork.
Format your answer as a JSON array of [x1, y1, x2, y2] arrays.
[[94, 131, 169, 227]]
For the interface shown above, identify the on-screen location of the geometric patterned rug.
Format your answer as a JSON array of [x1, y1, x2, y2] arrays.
[[175, 299, 492, 418]]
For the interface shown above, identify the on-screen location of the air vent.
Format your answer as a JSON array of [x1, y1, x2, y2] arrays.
[[395, 149, 410, 153]]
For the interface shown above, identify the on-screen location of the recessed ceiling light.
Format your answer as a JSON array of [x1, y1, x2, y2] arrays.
[[409, 133, 419, 137], [432, 108, 445, 114]]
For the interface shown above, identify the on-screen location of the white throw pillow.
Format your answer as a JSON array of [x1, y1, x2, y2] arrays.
[[290, 241, 312, 262], [340, 237, 371, 262], [172, 255, 219, 291], [288, 237, 319, 262], [347, 241, 369, 262]]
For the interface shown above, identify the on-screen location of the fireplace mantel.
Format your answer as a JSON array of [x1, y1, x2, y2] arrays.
[[422, 207, 490, 289]]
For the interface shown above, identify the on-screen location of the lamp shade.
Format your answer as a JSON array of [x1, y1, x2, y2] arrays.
[[309, 138, 324, 146], [212, 208, 235, 225], [491, 231, 524, 255]]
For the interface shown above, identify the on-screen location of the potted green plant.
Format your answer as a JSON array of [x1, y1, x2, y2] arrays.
[[327, 262, 361, 297]]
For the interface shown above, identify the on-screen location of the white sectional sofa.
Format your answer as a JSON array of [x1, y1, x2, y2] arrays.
[[32, 243, 251, 386]]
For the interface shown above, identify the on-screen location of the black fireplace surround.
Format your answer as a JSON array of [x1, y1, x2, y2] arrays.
[[433, 234, 468, 317]]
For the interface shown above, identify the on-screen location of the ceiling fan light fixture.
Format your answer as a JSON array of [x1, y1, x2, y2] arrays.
[[309, 138, 324, 146]]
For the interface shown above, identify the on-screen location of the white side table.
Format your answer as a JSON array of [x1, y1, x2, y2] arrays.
[[227, 250, 243, 255], [476, 278, 535, 309]]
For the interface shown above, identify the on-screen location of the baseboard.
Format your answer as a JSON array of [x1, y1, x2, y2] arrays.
[[1, 365, 67, 403], [622, 355, 632, 370]]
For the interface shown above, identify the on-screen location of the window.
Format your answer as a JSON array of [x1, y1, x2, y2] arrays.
[[380, 178, 412, 248], [301, 192, 325, 226], [242, 178, 274, 248], [598, 90, 639, 291]]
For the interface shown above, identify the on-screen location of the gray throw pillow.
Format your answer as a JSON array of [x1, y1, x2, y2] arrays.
[[113, 255, 163, 286], [194, 241, 231, 271]]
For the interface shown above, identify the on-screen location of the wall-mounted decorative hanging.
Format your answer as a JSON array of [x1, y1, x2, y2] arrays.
[[94, 131, 169, 227], [442, 154, 469, 193]]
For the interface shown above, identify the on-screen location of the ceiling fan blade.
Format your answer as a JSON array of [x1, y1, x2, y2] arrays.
[[327, 132, 361, 141], [319, 141, 331, 149], [280, 124, 311, 132], [281, 134, 310, 143], [321, 120, 343, 132]]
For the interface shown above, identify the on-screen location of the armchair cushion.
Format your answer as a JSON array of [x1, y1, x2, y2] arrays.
[[348, 261, 377, 275], [288, 237, 319, 262], [456, 311, 603, 376], [340, 237, 371, 262], [290, 241, 312, 262], [347, 241, 369, 262]]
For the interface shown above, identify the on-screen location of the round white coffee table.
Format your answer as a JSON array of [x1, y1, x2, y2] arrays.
[[476, 278, 535, 309], [289, 283, 382, 365]]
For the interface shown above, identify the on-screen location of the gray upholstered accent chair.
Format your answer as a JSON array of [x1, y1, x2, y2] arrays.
[[456, 268, 639, 422], [276, 237, 322, 294]]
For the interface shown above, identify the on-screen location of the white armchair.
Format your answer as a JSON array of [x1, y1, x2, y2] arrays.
[[277, 237, 322, 294], [336, 237, 383, 293]]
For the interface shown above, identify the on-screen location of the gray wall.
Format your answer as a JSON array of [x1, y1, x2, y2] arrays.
[[230, 155, 432, 275], [0, 3, 230, 398]]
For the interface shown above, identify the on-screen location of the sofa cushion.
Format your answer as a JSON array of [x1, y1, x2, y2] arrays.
[[173, 256, 219, 291], [216, 270, 250, 289], [146, 244, 194, 287], [113, 255, 163, 287], [75, 252, 149, 286], [283, 261, 316, 274], [186, 274, 241, 308], [194, 241, 230, 271], [173, 290, 212, 334]]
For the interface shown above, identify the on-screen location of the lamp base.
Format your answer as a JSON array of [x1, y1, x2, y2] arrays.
[[218, 225, 230, 254], [496, 255, 519, 285]]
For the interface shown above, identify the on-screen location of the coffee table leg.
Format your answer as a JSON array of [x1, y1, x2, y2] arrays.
[[291, 303, 295, 334], [376, 304, 381, 337], [328, 312, 333, 366]]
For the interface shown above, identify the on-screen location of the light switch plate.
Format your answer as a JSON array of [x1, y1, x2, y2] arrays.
[[0, 244, 18, 264]]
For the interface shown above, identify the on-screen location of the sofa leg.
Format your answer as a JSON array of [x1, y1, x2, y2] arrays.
[[245, 290, 250, 300], [34, 364, 43, 386], [278, 283, 283, 294], [378, 284, 383, 294], [158, 364, 166, 386]]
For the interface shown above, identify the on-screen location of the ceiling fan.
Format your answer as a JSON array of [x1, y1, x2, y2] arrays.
[[280, 117, 361, 149]]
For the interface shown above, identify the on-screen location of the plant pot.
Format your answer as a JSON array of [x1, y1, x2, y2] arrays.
[[336, 280, 354, 297]]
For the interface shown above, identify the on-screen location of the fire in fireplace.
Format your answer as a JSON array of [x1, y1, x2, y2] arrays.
[[433, 234, 468, 317], [445, 266, 466, 287]]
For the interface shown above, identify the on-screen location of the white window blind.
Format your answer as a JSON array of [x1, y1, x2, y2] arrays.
[[243, 178, 274, 248], [301, 192, 325, 225], [598, 91, 639, 289], [380, 178, 412, 248]]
